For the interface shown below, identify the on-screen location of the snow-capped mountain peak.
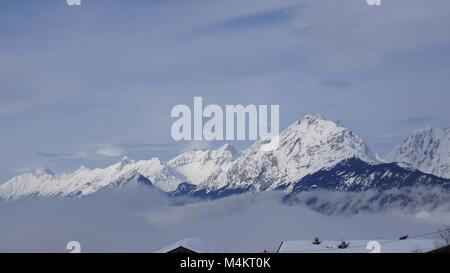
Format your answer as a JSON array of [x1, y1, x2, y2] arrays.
[[133, 157, 184, 192], [214, 143, 240, 160], [195, 115, 377, 192], [30, 168, 54, 176], [167, 144, 241, 185], [386, 127, 450, 178]]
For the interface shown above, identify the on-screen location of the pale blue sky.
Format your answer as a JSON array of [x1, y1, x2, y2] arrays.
[[1, 0, 450, 181]]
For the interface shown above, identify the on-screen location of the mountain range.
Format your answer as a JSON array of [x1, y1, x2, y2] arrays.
[[1, 115, 449, 202]]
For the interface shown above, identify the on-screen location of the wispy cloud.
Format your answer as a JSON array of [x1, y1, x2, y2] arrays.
[[95, 145, 126, 157], [202, 6, 297, 33], [121, 143, 175, 152], [179, 140, 214, 153]]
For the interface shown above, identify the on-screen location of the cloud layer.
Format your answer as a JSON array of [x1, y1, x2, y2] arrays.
[[0, 186, 448, 252]]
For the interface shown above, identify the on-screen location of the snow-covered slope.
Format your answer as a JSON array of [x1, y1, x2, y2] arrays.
[[0, 144, 240, 201], [155, 237, 227, 253], [195, 115, 377, 193], [290, 157, 450, 193], [4, 115, 449, 202], [0, 158, 152, 201], [168, 144, 240, 185], [386, 127, 450, 179], [134, 157, 185, 192]]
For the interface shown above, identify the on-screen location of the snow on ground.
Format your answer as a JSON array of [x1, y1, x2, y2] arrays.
[[155, 237, 228, 253], [278, 240, 435, 253]]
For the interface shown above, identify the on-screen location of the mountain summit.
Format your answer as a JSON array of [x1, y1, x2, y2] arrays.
[[386, 127, 450, 179], [194, 115, 377, 193], [168, 143, 240, 185]]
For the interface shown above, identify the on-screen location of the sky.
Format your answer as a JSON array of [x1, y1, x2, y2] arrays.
[[1, 0, 450, 182]]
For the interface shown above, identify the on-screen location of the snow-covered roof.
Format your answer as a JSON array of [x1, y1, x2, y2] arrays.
[[155, 238, 228, 253], [278, 239, 436, 253]]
